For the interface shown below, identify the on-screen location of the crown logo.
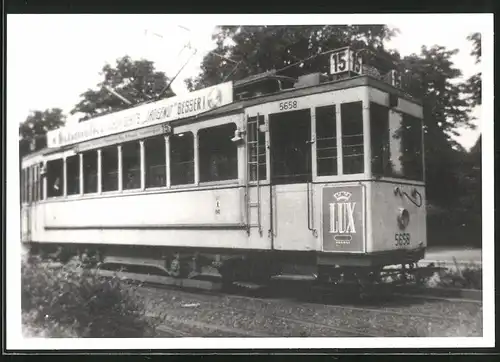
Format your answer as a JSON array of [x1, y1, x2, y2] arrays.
[[333, 191, 352, 202]]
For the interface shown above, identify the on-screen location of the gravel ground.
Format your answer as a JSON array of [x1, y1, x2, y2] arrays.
[[134, 285, 482, 338]]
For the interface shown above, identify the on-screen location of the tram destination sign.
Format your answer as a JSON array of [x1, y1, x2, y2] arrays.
[[322, 185, 365, 252], [47, 81, 233, 148]]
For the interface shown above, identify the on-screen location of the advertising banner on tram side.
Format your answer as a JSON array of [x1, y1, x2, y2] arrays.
[[47, 81, 233, 149]]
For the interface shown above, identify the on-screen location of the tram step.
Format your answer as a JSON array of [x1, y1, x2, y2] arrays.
[[95, 269, 222, 291]]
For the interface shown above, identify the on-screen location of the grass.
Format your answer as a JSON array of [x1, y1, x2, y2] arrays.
[[422, 261, 482, 290]]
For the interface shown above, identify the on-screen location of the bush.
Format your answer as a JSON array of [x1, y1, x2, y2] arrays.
[[427, 204, 482, 248], [22, 252, 164, 338], [423, 262, 482, 290]]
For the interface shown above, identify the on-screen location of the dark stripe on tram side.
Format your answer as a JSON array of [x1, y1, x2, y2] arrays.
[[45, 223, 248, 231]]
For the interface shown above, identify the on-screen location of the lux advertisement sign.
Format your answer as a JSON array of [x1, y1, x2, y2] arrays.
[[47, 81, 233, 148], [322, 185, 364, 252]]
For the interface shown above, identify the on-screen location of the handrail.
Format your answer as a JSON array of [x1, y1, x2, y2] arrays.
[[305, 140, 317, 237]]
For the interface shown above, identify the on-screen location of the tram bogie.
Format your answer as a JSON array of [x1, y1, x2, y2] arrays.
[[20, 48, 427, 288]]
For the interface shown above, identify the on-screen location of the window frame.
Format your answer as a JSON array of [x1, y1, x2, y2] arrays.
[[368, 96, 425, 184], [101, 145, 120, 193], [340, 101, 365, 176], [197, 122, 239, 185], [82, 149, 99, 195], [268, 108, 313, 185], [315, 104, 339, 177], [246, 114, 268, 183], [169, 130, 196, 188], [313, 100, 369, 183], [46, 158, 64, 199], [144, 135, 167, 190], [66, 154, 81, 196], [121, 140, 142, 191]]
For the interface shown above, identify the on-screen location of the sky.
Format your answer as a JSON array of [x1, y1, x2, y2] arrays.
[[7, 14, 488, 150]]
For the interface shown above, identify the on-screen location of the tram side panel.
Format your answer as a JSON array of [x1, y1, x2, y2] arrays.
[[367, 181, 427, 256], [37, 187, 266, 250]]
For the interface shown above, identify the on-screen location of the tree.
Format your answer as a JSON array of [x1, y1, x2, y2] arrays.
[[399, 45, 475, 207], [186, 25, 398, 90], [71, 56, 174, 121], [462, 33, 481, 107], [19, 108, 66, 157]]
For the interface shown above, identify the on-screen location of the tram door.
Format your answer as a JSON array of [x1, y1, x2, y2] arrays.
[[269, 109, 315, 250]]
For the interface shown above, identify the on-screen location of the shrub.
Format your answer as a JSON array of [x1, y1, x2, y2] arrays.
[[22, 252, 164, 338], [423, 262, 482, 290]]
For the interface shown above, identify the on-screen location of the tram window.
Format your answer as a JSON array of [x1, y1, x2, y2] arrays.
[[25, 168, 30, 202], [248, 115, 267, 181], [170, 132, 194, 186], [33, 165, 38, 201], [371, 105, 424, 181], [22, 168, 27, 203], [341, 102, 364, 174], [83, 150, 98, 194], [34, 165, 39, 201], [270, 109, 312, 184], [199, 123, 238, 183], [26, 167, 32, 202], [23, 168, 28, 203], [39, 163, 44, 199], [37, 165, 42, 200], [145, 136, 166, 188], [101, 146, 119, 192], [316, 105, 338, 176], [66, 155, 80, 195], [400, 113, 424, 181], [35, 165, 40, 201], [47, 159, 64, 198], [20, 169, 24, 203], [370, 102, 391, 177], [122, 141, 141, 190], [30, 167, 34, 201]]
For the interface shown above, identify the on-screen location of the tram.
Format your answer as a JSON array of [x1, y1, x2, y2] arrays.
[[20, 47, 426, 286]]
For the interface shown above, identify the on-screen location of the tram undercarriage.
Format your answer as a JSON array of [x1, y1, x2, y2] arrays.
[[26, 241, 428, 291]]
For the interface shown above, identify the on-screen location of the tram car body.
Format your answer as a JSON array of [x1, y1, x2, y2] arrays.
[[20, 51, 426, 283]]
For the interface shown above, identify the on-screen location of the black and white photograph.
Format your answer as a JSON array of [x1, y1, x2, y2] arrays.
[[5, 13, 494, 350]]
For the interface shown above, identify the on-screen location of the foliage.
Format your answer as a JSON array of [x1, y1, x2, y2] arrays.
[[186, 25, 398, 90], [398, 45, 476, 208], [462, 32, 482, 107], [21, 253, 164, 338], [423, 262, 482, 290], [71, 56, 174, 121], [19, 108, 66, 157]]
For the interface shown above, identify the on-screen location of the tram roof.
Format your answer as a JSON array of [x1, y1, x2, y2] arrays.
[[174, 74, 422, 126]]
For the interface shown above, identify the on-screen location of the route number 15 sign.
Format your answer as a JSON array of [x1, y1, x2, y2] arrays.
[[330, 47, 363, 75]]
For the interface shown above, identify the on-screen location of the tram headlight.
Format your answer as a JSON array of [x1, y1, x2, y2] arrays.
[[397, 208, 410, 230]]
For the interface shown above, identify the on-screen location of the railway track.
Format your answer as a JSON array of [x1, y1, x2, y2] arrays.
[[144, 289, 378, 337], [41, 261, 482, 337], [136, 278, 481, 338]]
